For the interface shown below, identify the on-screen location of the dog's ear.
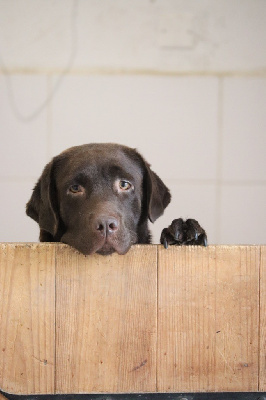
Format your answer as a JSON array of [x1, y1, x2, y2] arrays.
[[26, 160, 59, 237], [144, 162, 171, 223]]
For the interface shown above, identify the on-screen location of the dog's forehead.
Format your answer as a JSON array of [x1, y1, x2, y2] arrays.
[[56, 144, 143, 183]]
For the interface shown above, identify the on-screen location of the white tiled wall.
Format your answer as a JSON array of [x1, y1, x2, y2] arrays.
[[222, 78, 266, 182], [0, 75, 48, 178], [51, 75, 219, 180], [0, 1, 265, 245], [1, 0, 266, 73]]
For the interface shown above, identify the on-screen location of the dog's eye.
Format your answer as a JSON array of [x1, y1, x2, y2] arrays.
[[119, 180, 132, 191], [69, 184, 83, 194]]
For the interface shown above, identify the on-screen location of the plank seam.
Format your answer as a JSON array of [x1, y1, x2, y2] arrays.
[[258, 245, 262, 391], [54, 245, 57, 395], [156, 245, 158, 392]]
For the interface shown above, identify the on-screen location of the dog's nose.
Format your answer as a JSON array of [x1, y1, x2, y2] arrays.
[[95, 216, 119, 236]]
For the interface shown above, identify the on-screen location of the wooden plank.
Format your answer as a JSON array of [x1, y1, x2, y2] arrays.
[[260, 245, 266, 391], [55, 244, 157, 394], [0, 244, 55, 395], [157, 245, 260, 392], [0, 244, 263, 395]]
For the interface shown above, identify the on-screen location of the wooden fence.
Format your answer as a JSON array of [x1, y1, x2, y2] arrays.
[[0, 243, 265, 396]]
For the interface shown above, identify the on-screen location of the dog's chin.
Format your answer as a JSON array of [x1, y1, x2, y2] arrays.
[[96, 244, 116, 256], [96, 242, 131, 256], [61, 232, 132, 256]]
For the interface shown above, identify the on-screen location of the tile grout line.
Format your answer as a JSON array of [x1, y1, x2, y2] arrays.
[[215, 77, 224, 243], [47, 75, 53, 161], [1, 68, 266, 77]]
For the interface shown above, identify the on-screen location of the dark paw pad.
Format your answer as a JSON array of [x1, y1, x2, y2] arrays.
[[160, 218, 207, 248]]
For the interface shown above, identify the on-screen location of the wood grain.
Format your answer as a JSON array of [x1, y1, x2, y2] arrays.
[[260, 245, 266, 391], [157, 245, 260, 392], [55, 244, 157, 393], [0, 244, 55, 395], [0, 244, 264, 395]]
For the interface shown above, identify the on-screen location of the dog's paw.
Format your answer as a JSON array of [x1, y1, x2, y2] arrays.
[[160, 218, 207, 248]]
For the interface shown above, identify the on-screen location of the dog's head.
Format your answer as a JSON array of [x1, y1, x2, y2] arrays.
[[26, 143, 170, 255]]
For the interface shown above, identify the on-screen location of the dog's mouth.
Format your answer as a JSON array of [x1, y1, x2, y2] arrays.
[[96, 242, 116, 256], [61, 228, 134, 256], [96, 237, 132, 256]]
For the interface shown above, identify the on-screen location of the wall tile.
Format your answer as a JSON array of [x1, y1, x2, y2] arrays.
[[0, 0, 74, 70], [151, 181, 217, 245], [1, 1, 266, 72], [222, 77, 266, 182], [51, 75, 219, 181], [78, 0, 266, 72], [0, 180, 39, 242], [219, 184, 266, 244], [0, 75, 48, 178]]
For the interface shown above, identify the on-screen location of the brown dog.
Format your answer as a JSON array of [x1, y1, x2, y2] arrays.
[[26, 143, 207, 255]]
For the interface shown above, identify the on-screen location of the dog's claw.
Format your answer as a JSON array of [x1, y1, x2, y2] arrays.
[[163, 237, 168, 249], [160, 218, 207, 248]]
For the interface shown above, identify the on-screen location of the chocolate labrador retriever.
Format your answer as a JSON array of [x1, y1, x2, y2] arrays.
[[26, 143, 207, 255]]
